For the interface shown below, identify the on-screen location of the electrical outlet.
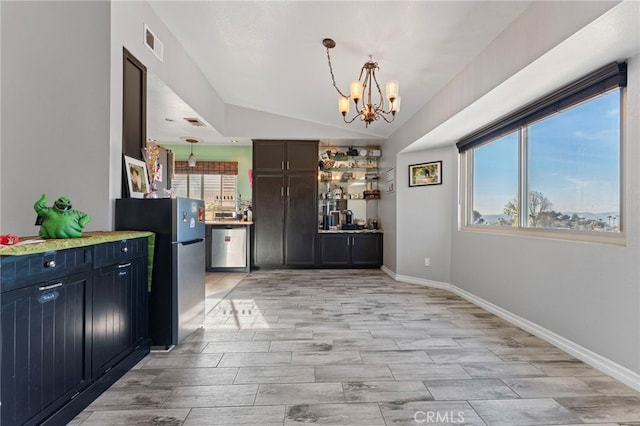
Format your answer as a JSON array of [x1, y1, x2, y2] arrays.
[[424, 257, 430, 267]]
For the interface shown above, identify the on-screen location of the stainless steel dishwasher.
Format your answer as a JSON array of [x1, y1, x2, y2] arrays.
[[210, 226, 247, 267]]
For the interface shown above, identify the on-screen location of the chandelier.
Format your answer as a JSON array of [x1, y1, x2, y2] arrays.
[[322, 38, 401, 127]]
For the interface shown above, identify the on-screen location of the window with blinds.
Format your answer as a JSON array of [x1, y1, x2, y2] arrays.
[[173, 174, 238, 209]]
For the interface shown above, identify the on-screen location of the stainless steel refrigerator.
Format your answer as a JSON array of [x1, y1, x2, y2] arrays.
[[115, 197, 205, 349]]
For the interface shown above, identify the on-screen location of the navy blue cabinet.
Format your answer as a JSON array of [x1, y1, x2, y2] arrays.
[[1, 237, 149, 426], [92, 242, 147, 378], [1, 271, 91, 426]]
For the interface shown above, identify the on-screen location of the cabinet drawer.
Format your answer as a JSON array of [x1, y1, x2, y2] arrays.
[[1, 247, 92, 293], [93, 237, 147, 268]]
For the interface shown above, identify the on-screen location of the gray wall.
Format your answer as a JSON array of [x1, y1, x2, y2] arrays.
[[395, 147, 454, 283], [1, 1, 111, 235], [450, 54, 639, 374], [379, 1, 640, 377]]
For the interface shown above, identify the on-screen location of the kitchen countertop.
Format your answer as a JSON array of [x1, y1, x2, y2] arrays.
[[318, 229, 383, 234], [206, 221, 253, 225]]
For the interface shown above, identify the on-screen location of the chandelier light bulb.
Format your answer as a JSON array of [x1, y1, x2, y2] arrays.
[[391, 96, 402, 113], [386, 80, 399, 102], [338, 96, 350, 115], [350, 80, 363, 102]]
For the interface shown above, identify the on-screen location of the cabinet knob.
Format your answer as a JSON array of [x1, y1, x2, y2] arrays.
[[121, 246, 129, 253], [44, 260, 56, 268]]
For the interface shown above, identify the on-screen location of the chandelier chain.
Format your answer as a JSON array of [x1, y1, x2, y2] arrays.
[[325, 47, 349, 99]]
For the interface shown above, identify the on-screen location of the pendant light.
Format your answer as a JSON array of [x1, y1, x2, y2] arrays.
[[184, 138, 199, 167]]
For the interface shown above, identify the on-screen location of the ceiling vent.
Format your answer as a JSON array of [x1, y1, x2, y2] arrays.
[[144, 24, 164, 63], [184, 117, 206, 127]]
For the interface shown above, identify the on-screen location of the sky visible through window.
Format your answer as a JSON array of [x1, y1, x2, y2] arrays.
[[473, 90, 620, 220]]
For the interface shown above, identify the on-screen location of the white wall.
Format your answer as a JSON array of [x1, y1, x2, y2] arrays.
[[0, 1, 230, 235], [109, 1, 227, 227], [1, 1, 111, 235]]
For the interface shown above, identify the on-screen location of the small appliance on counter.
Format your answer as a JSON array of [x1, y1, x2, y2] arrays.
[[341, 209, 358, 230]]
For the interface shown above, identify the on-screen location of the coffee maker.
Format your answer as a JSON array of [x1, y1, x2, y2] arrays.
[[344, 210, 353, 225], [341, 209, 357, 230]]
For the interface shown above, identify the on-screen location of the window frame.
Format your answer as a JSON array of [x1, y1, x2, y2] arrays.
[[460, 66, 626, 246]]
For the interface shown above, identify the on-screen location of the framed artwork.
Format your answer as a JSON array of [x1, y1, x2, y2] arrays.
[[124, 155, 150, 198], [409, 161, 442, 187]]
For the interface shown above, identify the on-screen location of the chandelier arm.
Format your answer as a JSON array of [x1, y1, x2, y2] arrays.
[[343, 114, 360, 124], [370, 66, 385, 110], [326, 48, 349, 99], [378, 113, 395, 123]]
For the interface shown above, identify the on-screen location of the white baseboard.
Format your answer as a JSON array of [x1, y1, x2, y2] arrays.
[[387, 270, 640, 392]]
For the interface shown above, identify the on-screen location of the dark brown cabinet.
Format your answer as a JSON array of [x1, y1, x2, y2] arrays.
[[253, 140, 318, 268], [317, 233, 383, 268], [254, 140, 318, 173]]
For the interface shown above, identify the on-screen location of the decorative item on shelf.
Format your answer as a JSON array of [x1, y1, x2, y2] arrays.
[[320, 171, 333, 181], [326, 149, 347, 161], [33, 194, 91, 239], [369, 149, 381, 157], [363, 189, 381, 200], [322, 38, 401, 127], [320, 159, 335, 170], [359, 148, 368, 157], [341, 172, 354, 182], [347, 147, 359, 156], [365, 172, 379, 180]]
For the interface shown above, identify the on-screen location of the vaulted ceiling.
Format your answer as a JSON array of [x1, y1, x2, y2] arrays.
[[145, 1, 532, 146]]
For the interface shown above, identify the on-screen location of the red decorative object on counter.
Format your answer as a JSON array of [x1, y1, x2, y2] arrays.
[[0, 234, 19, 245]]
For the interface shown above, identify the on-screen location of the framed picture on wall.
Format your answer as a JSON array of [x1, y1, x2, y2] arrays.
[[409, 161, 442, 187], [124, 155, 150, 198]]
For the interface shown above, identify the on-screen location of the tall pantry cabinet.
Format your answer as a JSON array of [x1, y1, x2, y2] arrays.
[[252, 140, 318, 268]]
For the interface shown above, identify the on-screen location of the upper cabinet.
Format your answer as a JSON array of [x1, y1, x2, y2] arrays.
[[254, 140, 318, 172]]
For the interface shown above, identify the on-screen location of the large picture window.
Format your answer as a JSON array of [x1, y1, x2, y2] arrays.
[[459, 63, 625, 241]]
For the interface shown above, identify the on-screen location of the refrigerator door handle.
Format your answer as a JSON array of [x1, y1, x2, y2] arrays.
[[180, 238, 204, 246]]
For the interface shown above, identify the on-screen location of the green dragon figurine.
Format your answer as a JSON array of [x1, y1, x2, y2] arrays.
[[34, 194, 91, 239]]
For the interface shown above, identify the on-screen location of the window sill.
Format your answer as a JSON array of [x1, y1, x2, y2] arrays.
[[460, 224, 626, 246]]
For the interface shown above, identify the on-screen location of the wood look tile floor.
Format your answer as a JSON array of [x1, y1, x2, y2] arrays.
[[72, 270, 640, 425]]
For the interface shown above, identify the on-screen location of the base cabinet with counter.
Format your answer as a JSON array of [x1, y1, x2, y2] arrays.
[[317, 232, 383, 268], [316, 145, 383, 268], [0, 233, 151, 426]]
